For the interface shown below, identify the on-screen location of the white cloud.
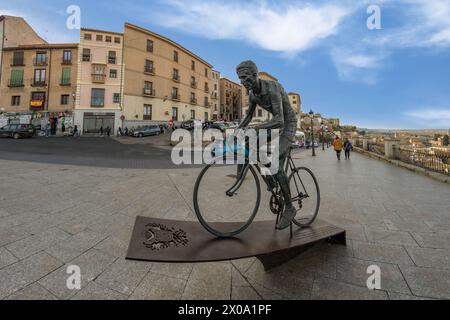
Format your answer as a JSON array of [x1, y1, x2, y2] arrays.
[[153, 0, 352, 55], [405, 109, 450, 128]]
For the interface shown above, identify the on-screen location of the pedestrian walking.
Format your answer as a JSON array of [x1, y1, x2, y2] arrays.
[[344, 138, 353, 160], [99, 126, 104, 136], [61, 123, 66, 135], [73, 125, 79, 137], [46, 120, 51, 137], [106, 126, 111, 137], [333, 136, 343, 161]]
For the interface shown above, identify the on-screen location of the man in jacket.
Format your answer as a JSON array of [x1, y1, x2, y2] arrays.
[[333, 136, 343, 160]]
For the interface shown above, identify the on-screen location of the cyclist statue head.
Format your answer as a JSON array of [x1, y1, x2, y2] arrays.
[[236, 60, 299, 230]]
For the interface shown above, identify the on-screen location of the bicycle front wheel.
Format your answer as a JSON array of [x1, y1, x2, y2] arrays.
[[289, 167, 320, 227], [193, 162, 261, 238]]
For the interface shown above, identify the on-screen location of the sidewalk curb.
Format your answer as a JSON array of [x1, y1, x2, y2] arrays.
[[354, 147, 450, 185]]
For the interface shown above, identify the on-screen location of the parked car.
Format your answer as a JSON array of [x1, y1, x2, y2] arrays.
[[181, 119, 202, 131], [132, 125, 161, 138], [0, 124, 35, 139]]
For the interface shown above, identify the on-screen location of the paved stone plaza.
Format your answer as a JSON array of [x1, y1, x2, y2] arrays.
[[1, 144, 450, 300]]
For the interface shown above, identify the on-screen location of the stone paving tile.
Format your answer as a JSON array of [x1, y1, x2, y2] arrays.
[[405, 247, 450, 270], [0, 247, 18, 269], [315, 240, 354, 258], [247, 280, 286, 300], [342, 225, 367, 241], [423, 218, 450, 232], [38, 249, 116, 299], [401, 266, 450, 300], [0, 252, 63, 299], [71, 281, 128, 300], [182, 262, 232, 300], [231, 258, 257, 275], [231, 286, 261, 300], [336, 256, 411, 294], [383, 218, 431, 233], [150, 262, 194, 281], [6, 283, 58, 300], [95, 258, 152, 296], [311, 277, 388, 300], [232, 266, 250, 287], [45, 229, 107, 263], [130, 272, 186, 300], [245, 260, 314, 300], [6, 228, 71, 260], [411, 232, 450, 249], [94, 234, 130, 258], [364, 228, 418, 247], [352, 241, 414, 265]]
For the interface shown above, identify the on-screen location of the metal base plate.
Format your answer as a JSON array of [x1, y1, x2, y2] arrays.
[[126, 216, 346, 271]]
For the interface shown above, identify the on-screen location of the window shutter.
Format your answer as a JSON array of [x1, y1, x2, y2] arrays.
[[62, 68, 71, 84], [11, 70, 23, 86]]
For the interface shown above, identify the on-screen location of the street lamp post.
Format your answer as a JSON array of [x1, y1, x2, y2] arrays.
[[309, 110, 316, 157], [321, 125, 325, 151]]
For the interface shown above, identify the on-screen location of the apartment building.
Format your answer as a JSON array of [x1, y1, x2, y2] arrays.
[[0, 43, 78, 118], [74, 28, 124, 135], [122, 23, 214, 125], [288, 92, 302, 129], [219, 77, 242, 121], [0, 15, 46, 86], [241, 71, 278, 122], [211, 70, 220, 120]]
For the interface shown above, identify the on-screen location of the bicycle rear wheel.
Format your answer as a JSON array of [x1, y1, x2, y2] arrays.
[[289, 167, 320, 227], [193, 161, 261, 238]]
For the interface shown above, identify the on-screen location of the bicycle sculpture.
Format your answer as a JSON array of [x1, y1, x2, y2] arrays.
[[193, 61, 320, 238]]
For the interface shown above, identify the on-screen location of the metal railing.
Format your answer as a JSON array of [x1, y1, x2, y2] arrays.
[[143, 88, 155, 96], [395, 147, 450, 176]]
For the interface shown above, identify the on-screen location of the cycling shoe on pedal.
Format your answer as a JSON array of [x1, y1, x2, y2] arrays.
[[276, 206, 297, 230]]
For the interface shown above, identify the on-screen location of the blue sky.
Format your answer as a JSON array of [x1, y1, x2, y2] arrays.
[[2, 0, 450, 129]]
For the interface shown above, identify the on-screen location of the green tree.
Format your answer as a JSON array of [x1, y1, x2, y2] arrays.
[[443, 135, 450, 146]]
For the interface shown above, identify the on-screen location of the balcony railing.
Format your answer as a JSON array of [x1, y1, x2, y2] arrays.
[[204, 101, 211, 108], [144, 67, 155, 75], [191, 81, 198, 89], [190, 98, 197, 105], [143, 88, 155, 96], [108, 56, 116, 64], [172, 74, 180, 82], [7, 79, 24, 87], [395, 147, 450, 176], [62, 59, 72, 65], [171, 94, 180, 101], [205, 87, 210, 93], [33, 57, 48, 66], [31, 79, 47, 87], [60, 78, 71, 86], [11, 59, 25, 67], [82, 54, 92, 62]]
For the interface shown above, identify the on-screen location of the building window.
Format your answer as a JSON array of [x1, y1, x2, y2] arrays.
[[33, 69, 46, 85], [258, 109, 263, 117], [31, 92, 46, 110], [12, 52, 24, 66], [172, 107, 178, 121], [191, 76, 197, 88], [145, 60, 154, 73], [92, 64, 106, 83], [96, 34, 103, 41], [82, 48, 91, 62], [61, 95, 69, 105], [143, 81, 153, 96], [205, 82, 209, 93], [108, 51, 116, 64], [9, 70, 24, 87], [110, 69, 117, 78], [172, 87, 179, 100], [191, 60, 195, 71], [172, 69, 179, 81], [84, 33, 92, 40], [62, 50, 72, 64], [114, 37, 121, 44], [205, 112, 209, 121], [113, 93, 120, 103], [190, 92, 196, 104], [61, 68, 71, 85], [205, 68, 208, 77], [147, 40, 153, 52], [144, 104, 152, 120], [11, 96, 21, 106], [173, 50, 178, 62], [91, 88, 105, 108], [105, 36, 112, 42], [35, 52, 47, 65], [191, 110, 195, 120]]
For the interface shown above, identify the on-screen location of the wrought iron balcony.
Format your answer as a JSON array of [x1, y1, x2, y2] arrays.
[[143, 88, 156, 96]]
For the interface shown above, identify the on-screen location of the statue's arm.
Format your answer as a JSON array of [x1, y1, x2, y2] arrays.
[[238, 95, 257, 129], [255, 91, 285, 130]]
